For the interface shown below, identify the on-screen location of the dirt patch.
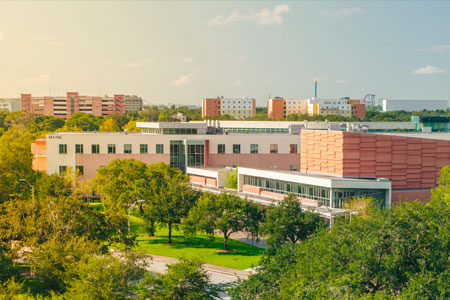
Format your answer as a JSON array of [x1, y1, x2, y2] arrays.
[[216, 249, 234, 253]]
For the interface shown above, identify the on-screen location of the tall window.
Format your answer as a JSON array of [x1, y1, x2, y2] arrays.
[[140, 144, 148, 154], [290, 144, 298, 154], [270, 144, 278, 154], [156, 144, 164, 154], [233, 144, 241, 154], [75, 144, 83, 154], [290, 165, 298, 171], [218, 144, 225, 154], [76, 166, 84, 175], [59, 166, 67, 174], [108, 144, 116, 154], [92, 144, 99, 154], [59, 144, 67, 154], [124, 144, 132, 154], [250, 144, 258, 154]]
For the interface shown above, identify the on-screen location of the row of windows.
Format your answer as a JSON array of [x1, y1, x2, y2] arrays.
[[60, 144, 164, 154], [59, 165, 83, 175], [217, 144, 297, 154]]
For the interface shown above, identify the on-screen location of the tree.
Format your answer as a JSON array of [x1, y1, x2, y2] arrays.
[[148, 163, 199, 243], [185, 192, 261, 250], [29, 236, 101, 292], [64, 254, 146, 300], [263, 194, 324, 249], [98, 118, 120, 131], [122, 116, 141, 132], [65, 113, 103, 131], [139, 258, 221, 300], [225, 166, 238, 189]]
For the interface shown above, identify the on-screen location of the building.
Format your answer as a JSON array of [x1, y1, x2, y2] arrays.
[[124, 95, 143, 111], [267, 98, 366, 120], [381, 99, 448, 112], [202, 97, 256, 120], [36, 121, 300, 180], [300, 130, 450, 203], [0, 98, 21, 112], [308, 98, 366, 118], [411, 116, 450, 132], [21, 92, 125, 118]]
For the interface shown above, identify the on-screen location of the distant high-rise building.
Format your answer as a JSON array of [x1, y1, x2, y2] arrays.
[[202, 97, 256, 120], [267, 98, 308, 120], [21, 92, 125, 118], [124, 95, 143, 111], [0, 98, 21, 112]]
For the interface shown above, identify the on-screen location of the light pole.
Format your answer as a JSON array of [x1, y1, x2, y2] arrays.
[[19, 179, 34, 210], [128, 200, 145, 238], [319, 201, 333, 228]]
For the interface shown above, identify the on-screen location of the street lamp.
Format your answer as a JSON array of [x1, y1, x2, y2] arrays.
[[19, 179, 34, 210], [128, 200, 145, 238], [319, 201, 333, 228]]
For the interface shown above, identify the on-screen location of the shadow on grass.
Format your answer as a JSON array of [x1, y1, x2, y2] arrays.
[[137, 234, 264, 257]]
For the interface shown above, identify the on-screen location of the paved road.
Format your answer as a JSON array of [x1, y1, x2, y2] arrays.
[[143, 253, 250, 284]]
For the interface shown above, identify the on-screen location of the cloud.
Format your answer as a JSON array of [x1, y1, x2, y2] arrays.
[[413, 65, 446, 75], [16, 74, 49, 85], [233, 80, 243, 86], [32, 35, 63, 46], [206, 4, 290, 26], [336, 78, 348, 84], [124, 58, 154, 68], [171, 74, 190, 87], [319, 7, 364, 17], [420, 44, 450, 52], [183, 57, 194, 64]]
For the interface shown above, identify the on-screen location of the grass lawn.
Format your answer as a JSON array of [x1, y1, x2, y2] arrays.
[[129, 215, 264, 270]]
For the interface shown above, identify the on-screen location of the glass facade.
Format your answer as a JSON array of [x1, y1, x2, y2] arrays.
[[141, 128, 198, 134], [243, 175, 387, 208], [170, 141, 186, 172], [156, 144, 164, 154], [222, 127, 289, 134], [187, 143, 205, 167]]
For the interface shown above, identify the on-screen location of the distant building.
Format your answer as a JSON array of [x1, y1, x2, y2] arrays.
[[381, 99, 448, 112], [173, 112, 187, 122], [267, 98, 308, 120], [21, 92, 125, 118], [268, 98, 365, 119], [308, 98, 366, 118], [124, 95, 143, 112], [0, 98, 21, 112], [202, 97, 256, 120]]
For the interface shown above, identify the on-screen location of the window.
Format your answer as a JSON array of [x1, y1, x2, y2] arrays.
[[156, 144, 164, 154], [75, 144, 83, 154], [92, 144, 99, 154], [290, 165, 298, 171], [270, 144, 278, 154], [290, 144, 298, 154], [59, 144, 67, 154], [59, 166, 67, 174], [124, 144, 132, 154], [108, 144, 116, 154], [250, 144, 258, 154], [140, 144, 148, 154], [218, 144, 225, 154], [76, 166, 84, 175], [269, 165, 278, 170], [233, 144, 240, 154]]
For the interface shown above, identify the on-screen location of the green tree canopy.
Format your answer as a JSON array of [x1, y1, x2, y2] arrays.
[[99, 118, 120, 131], [185, 192, 261, 250], [65, 113, 103, 131]]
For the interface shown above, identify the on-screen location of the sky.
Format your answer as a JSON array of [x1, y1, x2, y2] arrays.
[[0, 1, 449, 106]]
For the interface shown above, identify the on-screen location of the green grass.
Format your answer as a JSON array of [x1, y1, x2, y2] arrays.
[[129, 215, 264, 270]]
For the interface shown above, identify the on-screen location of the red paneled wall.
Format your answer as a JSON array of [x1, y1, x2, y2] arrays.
[[301, 130, 450, 191]]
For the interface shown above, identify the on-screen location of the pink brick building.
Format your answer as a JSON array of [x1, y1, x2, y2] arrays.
[[21, 92, 125, 118]]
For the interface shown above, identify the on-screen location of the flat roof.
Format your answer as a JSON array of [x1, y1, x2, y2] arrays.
[[377, 132, 450, 141], [137, 122, 207, 129]]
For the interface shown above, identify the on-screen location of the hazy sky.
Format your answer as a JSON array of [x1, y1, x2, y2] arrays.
[[0, 1, 449, 106]]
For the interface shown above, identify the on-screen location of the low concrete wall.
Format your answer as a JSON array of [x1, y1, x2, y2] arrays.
[[189, 175, 206, 185], [242, 184, 262, 195]]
